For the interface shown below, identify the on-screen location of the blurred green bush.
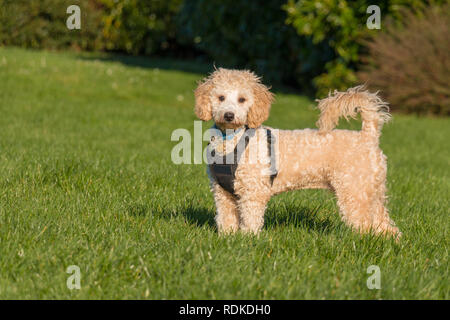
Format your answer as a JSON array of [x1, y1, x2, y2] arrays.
[[176, 0, 326, 90], [177, 0, 448, 96], [0, 0, 104, 51], [100, 0, 184, 55], [283, 0, 447, 97], [0, 0, 187, 55], [0, 0, 448, 112]]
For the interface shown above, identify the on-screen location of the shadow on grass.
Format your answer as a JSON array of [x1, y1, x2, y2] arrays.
[[265, 205, 333, 234], [127, 203, 216, 228], [127, 203, 150, 217], [180, 206, 216, 229], [141, 203, 333, 234], [78, 53, 212, 75], [76, 53, 311, 97]]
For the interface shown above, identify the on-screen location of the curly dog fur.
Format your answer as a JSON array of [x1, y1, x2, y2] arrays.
[[195, 68, 401, 239]]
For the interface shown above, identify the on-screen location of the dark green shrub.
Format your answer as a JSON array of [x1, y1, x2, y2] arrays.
[[176, 0, 326, 88], [0, 0, 104, 51], [100, 0, 185, 55], [358, 4, 450, 115]]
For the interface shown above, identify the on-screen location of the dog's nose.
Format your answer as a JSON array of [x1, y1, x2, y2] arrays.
[[224, 112, 234, 122]]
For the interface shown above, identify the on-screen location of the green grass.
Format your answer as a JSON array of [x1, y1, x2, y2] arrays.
[[0, 47, 448, 299]]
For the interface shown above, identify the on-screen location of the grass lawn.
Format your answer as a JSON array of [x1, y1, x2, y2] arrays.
[[0, 47, 448, 299]]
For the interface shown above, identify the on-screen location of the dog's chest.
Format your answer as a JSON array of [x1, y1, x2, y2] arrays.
[[207, 127, 277, 195]]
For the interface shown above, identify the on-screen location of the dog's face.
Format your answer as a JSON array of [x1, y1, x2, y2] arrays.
[[194, 68, 274, 129], [209, 85, 254, 129]]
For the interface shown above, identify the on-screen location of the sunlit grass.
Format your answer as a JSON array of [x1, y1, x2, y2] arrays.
[[0, 47, 448, 299]]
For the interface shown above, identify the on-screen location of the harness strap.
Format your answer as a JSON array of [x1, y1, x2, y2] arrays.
[[267, 129, 278, 184], [209, 127, 277, 197]]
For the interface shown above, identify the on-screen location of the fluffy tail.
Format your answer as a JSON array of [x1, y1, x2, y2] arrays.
[[316, 86, 391, 138]]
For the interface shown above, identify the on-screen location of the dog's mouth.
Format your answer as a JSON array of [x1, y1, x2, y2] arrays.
[[215, 119, 244, 130], [215, 113, 245, 129]]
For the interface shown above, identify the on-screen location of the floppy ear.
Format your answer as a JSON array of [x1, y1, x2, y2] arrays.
[[247, 83, 274, 128], [194, 79, 213, 121]]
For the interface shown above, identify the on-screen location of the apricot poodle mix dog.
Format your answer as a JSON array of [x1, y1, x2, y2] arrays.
[[195, 68, 401, 239]]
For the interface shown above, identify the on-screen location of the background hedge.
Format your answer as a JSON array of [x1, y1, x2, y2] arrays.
[[0, 0, 448, 114], [358, 3, 450, 115], [100, 0, 185, 56], [0, 0, 104, 51], [283, 0, 440, 96], [176, 0, 320, 91]]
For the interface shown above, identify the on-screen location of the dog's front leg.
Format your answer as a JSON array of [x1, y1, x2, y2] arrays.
[[212, 183, 239, 234], [237, 192, 271, 234]]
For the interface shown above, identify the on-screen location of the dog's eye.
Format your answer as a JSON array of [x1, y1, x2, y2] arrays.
[[238, 97, 246, 103], [218, 95, 225, 101]]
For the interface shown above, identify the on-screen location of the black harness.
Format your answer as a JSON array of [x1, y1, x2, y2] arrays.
[[208, 127, 278, 197]]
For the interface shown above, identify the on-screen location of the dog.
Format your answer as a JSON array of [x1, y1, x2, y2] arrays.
[[194, 68, 400, 239]]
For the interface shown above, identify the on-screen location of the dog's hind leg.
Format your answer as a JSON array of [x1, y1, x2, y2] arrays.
[[368, 163, 401, 239], [369, 200, 401, 239], [213, 183, 240, 234], [332, 171, 400, 239]]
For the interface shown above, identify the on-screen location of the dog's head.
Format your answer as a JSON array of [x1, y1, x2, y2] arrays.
[[194, 68, 274, 129]]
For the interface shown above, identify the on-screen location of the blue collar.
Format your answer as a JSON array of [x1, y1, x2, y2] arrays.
[[212, 124, 244, 141]]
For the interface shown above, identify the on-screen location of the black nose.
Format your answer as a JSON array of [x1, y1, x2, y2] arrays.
[[224, 112, 234, 122]]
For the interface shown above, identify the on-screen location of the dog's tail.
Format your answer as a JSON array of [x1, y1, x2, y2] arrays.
[[316, 86, 391, 139]]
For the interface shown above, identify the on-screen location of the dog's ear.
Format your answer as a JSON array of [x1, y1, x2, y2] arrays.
[[247, 83, 273, 128], [194, 79, 213, 121]]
